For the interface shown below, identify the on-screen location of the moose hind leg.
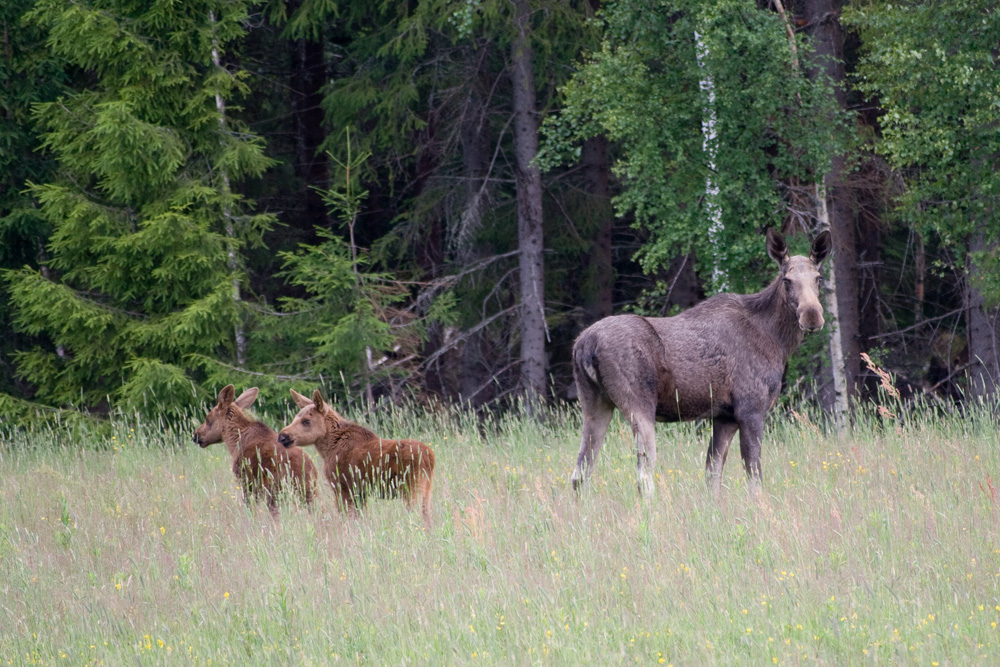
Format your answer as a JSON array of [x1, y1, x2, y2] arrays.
[[737, 414, 765, 498], [706, 418, 739, 498], [571, 396, 615, 491], [632, 412, 657, 499]]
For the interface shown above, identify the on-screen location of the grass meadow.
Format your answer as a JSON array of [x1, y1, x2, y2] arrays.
[[1, 397, 999, 665]]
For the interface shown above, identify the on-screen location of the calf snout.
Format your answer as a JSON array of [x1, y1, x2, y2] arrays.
[[193, 432, 205, 447], [277, 432, 294, 448]]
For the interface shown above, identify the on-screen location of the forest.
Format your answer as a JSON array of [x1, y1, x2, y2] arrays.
[[2, 0, 998, 423]]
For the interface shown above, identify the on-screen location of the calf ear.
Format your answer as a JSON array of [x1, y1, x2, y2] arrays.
[[810, 230, 832, 266], [311, 389, 326, 413], [218, 384, 236, 407], [766, 228, 789, 264], [234, 387, 259, 410], [289, 388, 313, 408]]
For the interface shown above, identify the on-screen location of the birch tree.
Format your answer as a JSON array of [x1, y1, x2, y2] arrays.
[[544, 0, 841, 296], [694, 27, 726, 292]]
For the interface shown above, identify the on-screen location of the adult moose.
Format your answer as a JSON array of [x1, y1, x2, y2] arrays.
[[570, 228, 832, 498]]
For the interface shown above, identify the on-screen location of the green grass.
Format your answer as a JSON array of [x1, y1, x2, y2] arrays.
[[1, 402, 999, 665]]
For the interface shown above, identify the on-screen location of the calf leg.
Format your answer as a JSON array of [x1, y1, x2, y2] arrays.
[[571, 397, 615, 491], [413, 475, 433, 527], [706, 418, 739, 497], [736, 415, 764, 498]]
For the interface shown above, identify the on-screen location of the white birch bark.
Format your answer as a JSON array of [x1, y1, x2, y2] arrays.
[[774, 0, 849, 428], [817, 182, 848, 432], [694, 30, 726, 293], [210, 11, 246, 368]]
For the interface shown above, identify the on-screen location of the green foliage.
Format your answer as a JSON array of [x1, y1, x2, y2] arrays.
[[542, 0, 845, 294], [846, 0, 1000, 301], [4, 0, 275, 416], [0, 0, 69, 396], [274, 228, 401, 387]]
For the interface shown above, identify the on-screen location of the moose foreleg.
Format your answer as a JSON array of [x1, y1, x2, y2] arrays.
[[736, 416, 764, 498], [571, 402, 614, 491], [706, 418, 739, 498]]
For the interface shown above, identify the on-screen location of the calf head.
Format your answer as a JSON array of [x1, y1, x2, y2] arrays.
[[278, 389, 342, 448], [192, 384, 259, 447], [766, 228, 832, 333]]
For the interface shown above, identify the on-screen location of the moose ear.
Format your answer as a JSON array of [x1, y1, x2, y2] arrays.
[[234, 387, 259, 410], [217, 384, 236, 407], [810, 230, 832, 267], [289, 388, 313, 409], [766, 228, 789, 264], [311, 389, 326, 412]]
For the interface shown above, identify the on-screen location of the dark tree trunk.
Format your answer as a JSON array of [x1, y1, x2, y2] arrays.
[[581, 135, 613, 324], [966, 229, 1000, 401], [292, 33, 328, 228], [510, 0, 547, 401], [456, 46, 491, 263], [803, 0, 861, 402], [857, 215, 881, 396]]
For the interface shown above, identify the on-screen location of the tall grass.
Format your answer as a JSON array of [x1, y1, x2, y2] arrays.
[[1, 398, 998, 664]]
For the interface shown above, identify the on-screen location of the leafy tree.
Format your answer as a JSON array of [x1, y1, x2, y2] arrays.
[[542, 0, 843, 294], [3, 0, 275, 416], [845, 0, 1000, 399]]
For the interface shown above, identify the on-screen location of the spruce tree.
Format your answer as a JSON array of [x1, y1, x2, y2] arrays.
[[0, 0, 67, 398], [3, 0, 275, 416]]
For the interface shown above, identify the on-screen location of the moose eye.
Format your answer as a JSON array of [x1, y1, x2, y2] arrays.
[[782, 278, 791, 288], [302, 419, 311, 427]]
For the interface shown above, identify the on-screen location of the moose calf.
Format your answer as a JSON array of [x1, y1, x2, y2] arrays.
[[277, 389, 435, 525], [194, 385, 318, 516]]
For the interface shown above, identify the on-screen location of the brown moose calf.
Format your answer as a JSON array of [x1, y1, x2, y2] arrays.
[[194, 385, 318, 516], [277, 389, 435, 525]]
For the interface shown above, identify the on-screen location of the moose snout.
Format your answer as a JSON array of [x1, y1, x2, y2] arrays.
[[798, 311, 825, 333], [277, 432, 293, 448], [192, 432, 202, 446]]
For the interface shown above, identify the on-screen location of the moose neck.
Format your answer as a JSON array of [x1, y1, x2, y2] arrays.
[[744, 276, 806, 361], [223, 407, 270, 459], [317, 413, 378, 458]]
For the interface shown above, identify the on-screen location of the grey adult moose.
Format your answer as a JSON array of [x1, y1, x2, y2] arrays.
[[570, 228, 832, 499]]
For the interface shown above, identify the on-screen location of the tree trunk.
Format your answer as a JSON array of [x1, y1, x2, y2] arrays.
[[210, 11, 245, 368], [581, 135, 613, 324], [857, 209, 882, 397], [455, 47, 491, 263], [817, 183, 848, 430], [293, 33, 329, 229], [966, 229, 1000, 402], [803, 0, 861, 404], [510, 0, 548, 402], [694, 28, 726, 293]]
